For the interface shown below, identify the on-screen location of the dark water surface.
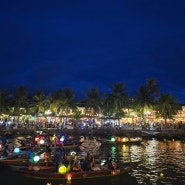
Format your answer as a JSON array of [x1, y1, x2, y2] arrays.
[[1, 138, 185, 185]]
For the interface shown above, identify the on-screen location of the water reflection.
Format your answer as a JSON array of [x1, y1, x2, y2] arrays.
[[128, 139, 185, 185], [1, 138, 185, 185]]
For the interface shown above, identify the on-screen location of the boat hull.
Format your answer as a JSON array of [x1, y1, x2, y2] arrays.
[[14, 162, 139, 180]]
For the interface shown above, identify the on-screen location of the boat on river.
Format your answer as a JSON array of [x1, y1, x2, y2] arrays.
[[0, 147, 28, 161], [13, 162, 139, 180], [79, 136, 101, 152]]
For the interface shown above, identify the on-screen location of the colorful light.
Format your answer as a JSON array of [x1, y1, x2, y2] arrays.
[[14, 147, 20, 153], [67, 174, 72, 183], [111, 170, 116, 175], [39, 139, 45, 144], [60, 136, 65, 142], [35, 137, 39, 142], [122, 137, 129, 142], [111, 137, 116, 142], [58, 165, 67, 174], [34, 155, 40, 162]]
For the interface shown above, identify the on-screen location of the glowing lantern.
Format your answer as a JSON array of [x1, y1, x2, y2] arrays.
[[14, 147, 20, 153], [39, 139, 45, 144], [67, 174, 72, 183], [116, 137, 121, 142], [101, 159, 106, 166], [111, 170, 116, 175], [58, 165, 67, 174], [34, 155, 40, 162], [122, 137, 129, 142], [111, 137, 116, 142], [60, 136, 65, 142], [35, 137, 39, 142]]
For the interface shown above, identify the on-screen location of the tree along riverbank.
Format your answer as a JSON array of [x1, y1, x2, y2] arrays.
[[2, 127, 185, 141]]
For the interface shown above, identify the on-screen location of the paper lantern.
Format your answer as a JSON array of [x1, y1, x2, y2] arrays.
[[39, 139, 45, 144], [34, 155, 40, 162], [14, 147, 20, 153], [58, 165, 67, 174]]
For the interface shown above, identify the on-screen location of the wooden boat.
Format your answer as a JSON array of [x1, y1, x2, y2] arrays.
[[9, 164, 55, 171], [13, 162, 139, 180], [0, 157, 29, 164], [79, 136, 101, 152], [0, 150, 28, 161]]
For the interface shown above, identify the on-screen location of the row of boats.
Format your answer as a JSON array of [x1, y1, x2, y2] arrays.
[[0, 132, 142, 182]]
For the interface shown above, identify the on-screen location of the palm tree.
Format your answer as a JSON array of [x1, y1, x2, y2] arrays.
[[102, 82, 128, 126], [9, 86, 29, 123], [50, 89, 63, 117], [50, 88, 76, 124], [61, 88, 77, 118], [133, 78, 159, 125], [31, 89, 51, 117], [84, 87, 102, 118], [155, 93, 179, 124], [0, 88, 9, 115]]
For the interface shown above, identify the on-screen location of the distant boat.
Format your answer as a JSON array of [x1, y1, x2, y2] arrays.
[[79, 136, 101, 152], [142, 131, 160, 136], [104, 136, 143, 145]]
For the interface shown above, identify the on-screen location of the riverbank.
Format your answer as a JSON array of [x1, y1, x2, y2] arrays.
[[2, 127, 185, 141]]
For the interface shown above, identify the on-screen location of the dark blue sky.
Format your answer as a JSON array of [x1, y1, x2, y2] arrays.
[[0, 0, 185, 102]]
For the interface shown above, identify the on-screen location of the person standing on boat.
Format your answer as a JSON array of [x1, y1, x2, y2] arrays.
[[1, 134, 7, 147], [69, 158, 82, 172], [54, 146, 63, 172], [28, 146, 35, 164]]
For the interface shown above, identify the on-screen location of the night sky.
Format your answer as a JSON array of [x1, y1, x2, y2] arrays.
[[0, 0, 185, 102]]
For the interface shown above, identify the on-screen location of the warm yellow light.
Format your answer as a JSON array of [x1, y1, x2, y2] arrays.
[[67, 174, 72, 183], [122, 137, 129, 142], [58, 165, 67, 174]]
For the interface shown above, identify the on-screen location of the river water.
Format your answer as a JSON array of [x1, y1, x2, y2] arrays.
[[1, 138, 185, 185]]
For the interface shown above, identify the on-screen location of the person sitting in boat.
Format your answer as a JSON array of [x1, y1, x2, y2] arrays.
[[102, 155, 118, 171], [2, 144, 13, 156], [54, 146, 63, 172], [43, 151, 49, 166], [89, 155, 102, 171], [61, 152, 69, 165], [69, 158, 82, 172]]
